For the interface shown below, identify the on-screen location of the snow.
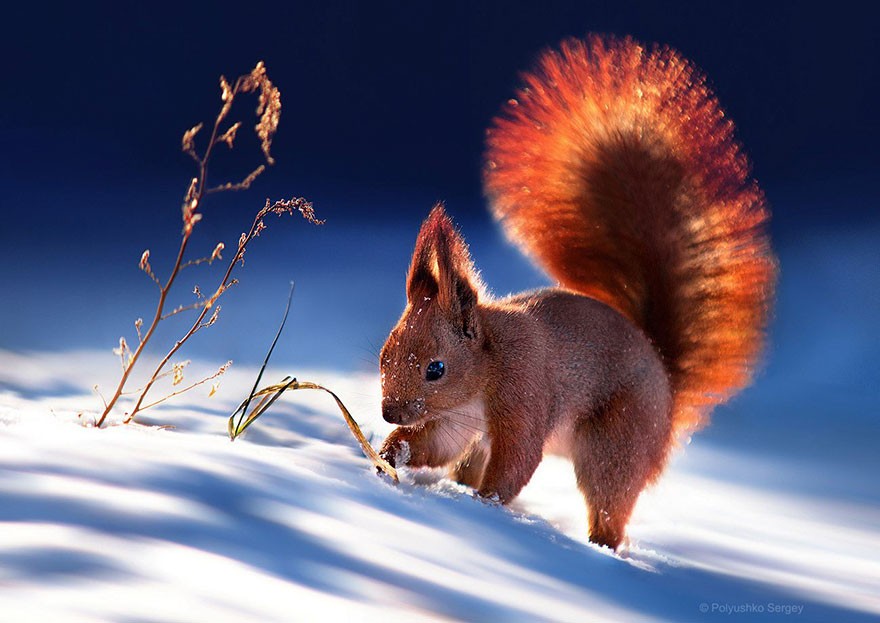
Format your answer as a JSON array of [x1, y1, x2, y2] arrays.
[[1, 345, 878, 623]]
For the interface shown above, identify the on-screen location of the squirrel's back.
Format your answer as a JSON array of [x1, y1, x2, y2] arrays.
[[484, 35, 776, 436]]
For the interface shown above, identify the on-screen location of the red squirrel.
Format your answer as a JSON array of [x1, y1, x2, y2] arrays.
[[378, 35, 776, 550]]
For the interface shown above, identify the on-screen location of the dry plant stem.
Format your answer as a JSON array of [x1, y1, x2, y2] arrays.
[[234, 380, 399, 483], [122, 209, 264, 424], [95, 232, 194, 427], [94, 62, 288, 427], [95, 89, 226, 428], [125, 198, 317, 423], [138, 361, 230, 411], [96, 136, 221, 426]]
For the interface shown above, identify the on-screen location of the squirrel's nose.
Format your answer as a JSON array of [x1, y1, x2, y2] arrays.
[[382, 406, 403, 424], [382, 398, 425, 424]]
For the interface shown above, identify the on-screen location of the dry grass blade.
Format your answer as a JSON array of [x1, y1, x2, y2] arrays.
[[227, 376, 293, 439], [228, 282, 295, 437], [228, 379, 398, 483], [227, 283, 397, 482]]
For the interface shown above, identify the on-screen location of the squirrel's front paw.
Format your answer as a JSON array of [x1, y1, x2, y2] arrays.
[[379, 447, 397, 469], [379, 436, 410, 469]]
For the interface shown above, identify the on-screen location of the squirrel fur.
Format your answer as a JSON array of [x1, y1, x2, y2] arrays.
[[379, 35, 776, 550]]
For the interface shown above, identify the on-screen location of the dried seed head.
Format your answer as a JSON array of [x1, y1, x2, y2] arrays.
[[266, 197, 323, 225], [217, 121, 242, 149], [112, 337, 128, 356], [172, 362, 187, 386], [206, 305, 221, 327], [296, 200, 322, 225], [220, 75, 232, 102], [182, 197, 199, 220], [236, 61, 281, 165], [255, 82, 280, 165], [218, 75, 234, 122], [183, 212, 202, 235], [184, 177, 199, 203], [182, 123, 203, 154]]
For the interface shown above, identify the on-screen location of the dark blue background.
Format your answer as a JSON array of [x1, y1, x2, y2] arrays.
[[2, 2, 877, 222], [0, 1, 877, 383]]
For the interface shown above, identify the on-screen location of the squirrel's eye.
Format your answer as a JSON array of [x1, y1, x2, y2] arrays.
[[425, 360, 445, 381]]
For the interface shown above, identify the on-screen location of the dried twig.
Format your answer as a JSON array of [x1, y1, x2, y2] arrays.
[[139, 361, 232, 411], [94, 62, 319, 427]]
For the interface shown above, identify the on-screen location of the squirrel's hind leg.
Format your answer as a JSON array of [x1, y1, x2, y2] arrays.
[[572, 387, 673, 550]]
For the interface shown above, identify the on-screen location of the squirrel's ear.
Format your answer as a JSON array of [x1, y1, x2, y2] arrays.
[[408, 203, 482, 339], [406, 211, 442, 303]]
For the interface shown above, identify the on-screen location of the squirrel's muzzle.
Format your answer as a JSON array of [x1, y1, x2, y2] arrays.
[[382, 397, 426, 425]]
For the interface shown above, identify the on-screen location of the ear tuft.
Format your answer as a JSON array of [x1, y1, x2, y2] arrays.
[[406, 204, 444, 302], [426, 202, 454, 235], [405, 203, 484, 338]]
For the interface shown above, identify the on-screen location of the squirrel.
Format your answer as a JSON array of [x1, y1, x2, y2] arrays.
[[378, 35, 776, 550]]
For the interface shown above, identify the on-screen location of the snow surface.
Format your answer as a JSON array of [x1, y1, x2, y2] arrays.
[[1, 347, 878, 623]]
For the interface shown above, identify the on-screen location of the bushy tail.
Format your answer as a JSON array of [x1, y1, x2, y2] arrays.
[[484, 35, 776, 436]]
